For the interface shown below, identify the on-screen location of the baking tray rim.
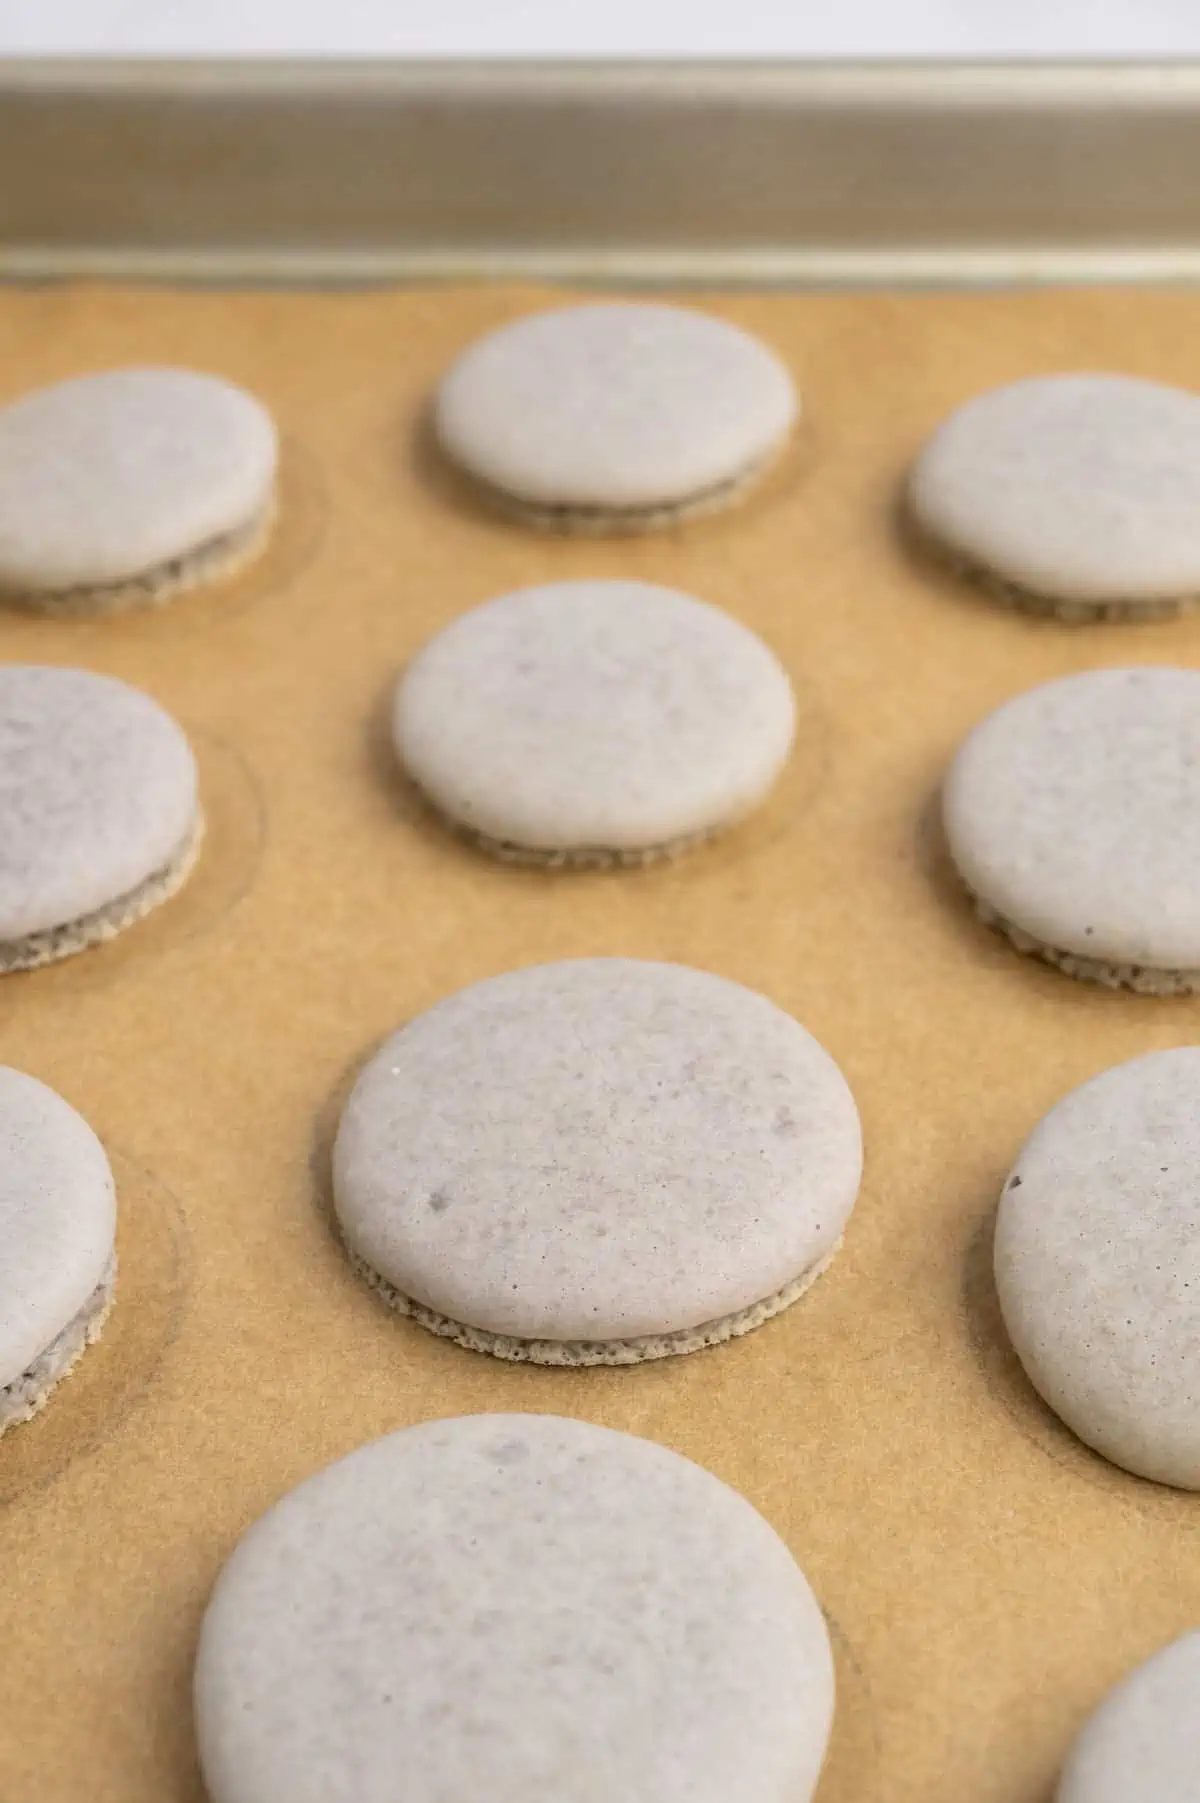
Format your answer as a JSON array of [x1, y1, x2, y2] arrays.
[[6, 58, 1200, 285]]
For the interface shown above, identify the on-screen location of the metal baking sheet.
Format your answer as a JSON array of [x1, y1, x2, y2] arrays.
[[3, 53, 1200, 1803], [5, 58, 1200, 285]]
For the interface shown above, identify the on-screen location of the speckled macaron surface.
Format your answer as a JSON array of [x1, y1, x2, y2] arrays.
[[1057, 1632, 1200, 1803], [332, 958, 862, 1363], [996, 1049, 1200, 1489], [434, 303, 798, 531], [0, 1066, 117, 1433], [0, 366, 278, 611], [943, 667, 1200, 992], [909, 373, 1200, 617], [194, 1413, 835, 1803], [394, 580, 796, 862], [0, 665, 201, 971]]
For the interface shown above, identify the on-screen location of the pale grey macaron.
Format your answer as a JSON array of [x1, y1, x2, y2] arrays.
[[0, 1066, 117, 1436], [393, 580, 797, 865], [332, 958, 863, 1365], [0, 665, 202, 973], [996, 1048, 1200, 1488], [0, 366, 278, 613], [434, 302, 798, 533], [909, 373, 1200, 620], [194, 1413, 836, 1803], [1056, 1631, 1200, 1803], [943, 666, 1200, 993]]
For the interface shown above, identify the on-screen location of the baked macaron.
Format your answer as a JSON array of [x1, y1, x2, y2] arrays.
[[194, 1413, 836, 1803], [332, 958, 863, 1364], [909, 373, 1200, 620], [434, 302, 797, 532], [943, 667, 1200, 993], [0, 665, 202, 973], [997, 1048, 1200, 1489], [393, 580, 796, 865], [0, 366, 277, 614], [0, 1066, 117, 1435], [1057, 1632, 1200, 1803]]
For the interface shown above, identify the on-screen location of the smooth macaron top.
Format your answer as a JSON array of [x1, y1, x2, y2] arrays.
[[909, 372, 1200, 605], [332, 958, 862, 1343], [997, 1048, 1200, 1489], [943, 667, 1200, 969], [393, 580, 796, 854], [434, 302, 798, 514], [0, 1066, 116, 1391], [0, 366, 278, 592], [0, 665, 199, 942], [1057, 1631, 1200, 1803], [194, 1412, 835, 1803]]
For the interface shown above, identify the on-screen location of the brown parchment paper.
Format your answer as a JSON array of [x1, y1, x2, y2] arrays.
[[3, 281, 1200, 1803]]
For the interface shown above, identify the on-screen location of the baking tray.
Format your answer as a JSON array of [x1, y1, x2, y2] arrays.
[[1, 54, 1200, 1803], [5, 59, 1200, 285]]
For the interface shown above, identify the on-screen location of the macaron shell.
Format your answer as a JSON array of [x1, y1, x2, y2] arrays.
[[1057, 1631, 1200, 1803], [0, 367, 278, 592], [394, 581, 796, 853], [0, 1066, 117, 1390], [910, 373, 1200, 604], [996, 1048, 1200, 1489], [943, 667, 1200, 970], [0, 665, 199, 942], [435, 303, 797, 514], [332, 958, 862, 1343], [194, 1413, 835, 1803]]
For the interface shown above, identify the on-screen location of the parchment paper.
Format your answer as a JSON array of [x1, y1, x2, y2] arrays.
[[2, 281, 1200, 1803]]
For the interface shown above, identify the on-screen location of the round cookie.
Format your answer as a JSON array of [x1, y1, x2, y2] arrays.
[[332, 958, 863, 1364], [996, 1049, 1200, 1488], [0, 665, 202, 973], [909, 373, 1200, 619], [942, 667, 1200, 993], [1057, 1632, 1200, 1803], [0, 366, 278, 613], [434, 302, 798, 533], [194, 1413, 835, 1803], [0, 1066, 117, 1435], [394, 580, 796, 864]]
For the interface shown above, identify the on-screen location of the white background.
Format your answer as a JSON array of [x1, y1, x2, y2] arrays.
[[7, 0, 1200, 58]]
